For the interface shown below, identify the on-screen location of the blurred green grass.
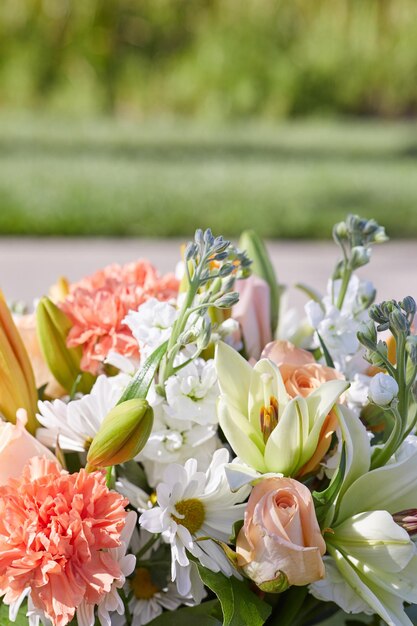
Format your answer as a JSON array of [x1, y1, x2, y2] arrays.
[[1, 113, 417, 238]]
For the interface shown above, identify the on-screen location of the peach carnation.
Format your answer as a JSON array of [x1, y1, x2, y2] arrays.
[[60, 260, 179, 374], [0, 457, 129, 626]]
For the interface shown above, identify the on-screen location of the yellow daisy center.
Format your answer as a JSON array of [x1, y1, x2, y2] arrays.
[[130, 567, 160, 600], [172, 498, 205, 534]]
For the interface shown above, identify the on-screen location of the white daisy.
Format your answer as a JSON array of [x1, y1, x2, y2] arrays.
[[140, 448, 249, 596], [164, 359, 219, 426], [36, 373, 130, 452], [77, 511, 137, 626], [115, 529, 205, 626]]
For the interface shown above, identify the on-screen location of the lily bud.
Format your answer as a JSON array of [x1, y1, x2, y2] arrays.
[[0, 290, 38, 433], [36, 297, 94, 394], [239, 230, 280, 336], [87, 398, 154, 467]]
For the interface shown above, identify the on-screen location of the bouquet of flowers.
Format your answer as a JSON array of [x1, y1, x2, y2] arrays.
[[1, 214, 417, 626]]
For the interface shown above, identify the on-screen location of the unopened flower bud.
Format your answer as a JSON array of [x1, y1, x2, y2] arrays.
[[219, 263, 235, 277], [185, 242, 198, 261], [215, 292, 240, 309], [203, 228, 214, 246], [350, 245, 371, 269], [87, 398, 154, 468], [0, 290, 38, 433], [357, 321, 377, 350], [401, 296, 416, 321], [406, 335, 417, 365], [333, 221, 348, 243], [369, 373, 399, 406], [36, 297, 94, 394], [389, 309, 409, 334]]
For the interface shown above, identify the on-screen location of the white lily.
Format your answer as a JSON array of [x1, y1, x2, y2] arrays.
[[320, 406, 417, 626], [215, 341, 349, 476]]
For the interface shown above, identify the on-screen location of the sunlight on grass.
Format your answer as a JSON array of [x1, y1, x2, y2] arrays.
[[0, 114, 416, 238]]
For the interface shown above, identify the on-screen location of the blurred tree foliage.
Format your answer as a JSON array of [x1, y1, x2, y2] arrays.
[[1, 0, 417, 118]]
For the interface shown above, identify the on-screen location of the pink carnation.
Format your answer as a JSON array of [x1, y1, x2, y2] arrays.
[[61, 260, 179, 374], [0, 457, 129, 626]]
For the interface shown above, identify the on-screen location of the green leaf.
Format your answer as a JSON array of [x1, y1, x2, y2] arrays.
[[118, 340, 168, 403], [229, 519, 244, 545], [316, 331, 335, 368], [313, 444, 346, 525], [239, 230, 280, 336], [137, 543, 171, 590], [117, 459, 150, 491], [64, 451, 83, 473], [295, 283, 324, 305], [148, 600, 222, 625], [0, 601, 28, 626], [197, 566, 271, 626]]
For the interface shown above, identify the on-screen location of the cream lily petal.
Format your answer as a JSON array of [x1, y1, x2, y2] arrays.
[[305, 379, 350, 429], [224, 463, 283, 492], [336, 447, 417, 524], [322, 405, 371, 528], [299, 408, 333, 470], [217, 398, 267, 472], [215, 341, 252, 416], [333, 511, 415, 573], [264, 397, 307, 475], [249, 358, 288, 425], [225, 463, 262, 492], [329, 546, 414, 626], [353, 554, 417, 605]]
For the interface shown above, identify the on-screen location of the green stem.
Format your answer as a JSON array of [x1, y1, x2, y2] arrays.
[[159, 265, 203, 386], [135, 533, 159, 560], [119, 587, 132, 626], [395, 332, 409, 439], [336, 264, 352, 310], [267, 586, 308, 626], [370, 405, 403, 469], [105, 465, 114, 489]]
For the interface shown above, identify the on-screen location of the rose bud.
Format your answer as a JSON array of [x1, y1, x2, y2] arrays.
[[236, 477, 325, 590], [87, 398, 154, 468]]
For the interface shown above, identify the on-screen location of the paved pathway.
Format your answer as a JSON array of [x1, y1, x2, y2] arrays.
[[1, 238, 416, 310]]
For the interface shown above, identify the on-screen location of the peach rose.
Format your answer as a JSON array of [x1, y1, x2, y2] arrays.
[[236, 477, 325, 589], [262, 341, 344, 475], [262, 340, 344, 398], [14, 313, 65, 398], [233, 275, 272, 361], [0, 409, 56, 485]]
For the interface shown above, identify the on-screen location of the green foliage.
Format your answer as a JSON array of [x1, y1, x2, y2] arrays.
[[147, 600, 222, 625], [0, 601, 28, 626], [2, 1, 417, 118], [1, 115, 417, 238], [197, 566, 272, 626]]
